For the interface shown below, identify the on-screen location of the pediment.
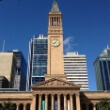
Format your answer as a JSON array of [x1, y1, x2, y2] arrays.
[[31, 78, 81, 89]]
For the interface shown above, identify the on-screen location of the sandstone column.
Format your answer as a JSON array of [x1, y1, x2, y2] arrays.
[[23, 103, 26, 110], [16, 104, 19, 110], [31, 94, 36, 110], [45, 94, 48, 110], [70, 94, 73, 110], [30, 102, 33, 110], [39, 94, 42, 110], [93, 103, 96, 110], [60, 17, 61, 25], [51, 94, 54, 110], [32, 94, 36, 110], [58, 94, 60, 110], [76, 94, 80, 110], [64, 94, 67, 110]]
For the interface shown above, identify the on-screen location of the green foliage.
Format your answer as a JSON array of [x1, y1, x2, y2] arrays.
[[0, 101, 15, 110], [97, 98, 110, 110]]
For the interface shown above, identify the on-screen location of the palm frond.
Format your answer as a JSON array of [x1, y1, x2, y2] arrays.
[[97, 98, 110, 110]]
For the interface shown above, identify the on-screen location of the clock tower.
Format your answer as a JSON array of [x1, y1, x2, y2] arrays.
[[45, 0, 66, 80]]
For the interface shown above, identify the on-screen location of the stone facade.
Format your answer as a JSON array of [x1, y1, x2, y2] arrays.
[[0, 1, 110, 110], [0, 80, 110, 110]]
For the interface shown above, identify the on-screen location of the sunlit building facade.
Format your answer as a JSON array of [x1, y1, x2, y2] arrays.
[[0, 52, 16, 88], [64, 52, 89, 90]]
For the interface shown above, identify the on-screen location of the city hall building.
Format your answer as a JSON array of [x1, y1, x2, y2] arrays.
[[0, 1, 110, 110]]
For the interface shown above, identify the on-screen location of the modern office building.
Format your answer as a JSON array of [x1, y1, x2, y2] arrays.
[[94, 46, 110, 90], [27, 35, 47, 90], [64, 52, 89, 90], [0, 52, 16, 88], [0, 51, 27, 90], [11, 50, 27, 91]]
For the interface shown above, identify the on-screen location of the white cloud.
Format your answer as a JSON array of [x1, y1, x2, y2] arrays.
[[63, 36, 78, 53], [64, 37, 74, 45]]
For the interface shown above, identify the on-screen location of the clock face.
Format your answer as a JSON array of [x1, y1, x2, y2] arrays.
[[51, 39, 60, 47]]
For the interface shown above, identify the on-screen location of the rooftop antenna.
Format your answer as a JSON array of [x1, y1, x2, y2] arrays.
[[2, 40, 5, 52]]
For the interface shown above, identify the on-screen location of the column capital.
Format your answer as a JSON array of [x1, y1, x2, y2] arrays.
[[63, 94, 67, 96], [45, 94, 49, 96], [23, 103, 27, 106], [57, 94, 61, 96], [76, 93, 80, 96], [93, 102, 96, 106], [16, 103, 20, 106], [51, 94, 55, 96], [33, 94, 36, 96], [39, 94, 42, 96], [70, 94, 73, 96]]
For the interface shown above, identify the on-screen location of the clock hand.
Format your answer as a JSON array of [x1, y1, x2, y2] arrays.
[[53, 41, 56, 44]]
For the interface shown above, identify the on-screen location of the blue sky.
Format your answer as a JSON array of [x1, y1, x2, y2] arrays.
[[0, 0, 110, 91]]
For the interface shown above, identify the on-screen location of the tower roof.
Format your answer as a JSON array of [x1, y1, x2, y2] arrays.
[[99, 46, 110, 57], [51, 0, 60, 12]]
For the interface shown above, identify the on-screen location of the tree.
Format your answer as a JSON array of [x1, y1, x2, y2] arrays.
[[0, 101, 15, 110], [97, 98, 110, 110]]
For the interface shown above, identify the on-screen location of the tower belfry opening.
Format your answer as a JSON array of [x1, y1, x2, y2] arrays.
[[50, 0, 61, 26], [48, 0, 62, 28]]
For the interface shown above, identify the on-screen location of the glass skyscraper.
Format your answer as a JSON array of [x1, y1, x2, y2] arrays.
[[94, 46, 110, 90], [27, 35, 47, 90]]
